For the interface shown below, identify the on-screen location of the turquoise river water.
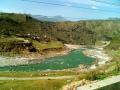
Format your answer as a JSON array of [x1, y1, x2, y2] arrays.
[[0, 49, 95, 71]]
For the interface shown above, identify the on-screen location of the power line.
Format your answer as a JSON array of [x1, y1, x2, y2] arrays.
[[92, 0, 120, 7], [22, 0, 120, 13]]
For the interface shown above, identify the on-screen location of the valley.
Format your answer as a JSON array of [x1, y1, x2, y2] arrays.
[[0, 13, 119, 90]]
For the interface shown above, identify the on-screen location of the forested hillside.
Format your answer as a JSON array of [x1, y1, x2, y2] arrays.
[[0, 13, 120, 45]]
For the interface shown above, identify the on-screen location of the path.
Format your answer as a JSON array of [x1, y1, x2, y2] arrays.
[[0, 76, 75, 80]]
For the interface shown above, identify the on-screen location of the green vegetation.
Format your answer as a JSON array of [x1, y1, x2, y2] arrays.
[[0, 12, 119, 72], [76, 62, 120, 81], [0, 36, 64, 56], [0, 71, 77, 77], [0, 13, 120, 55], [104, 36, 120, 75], [106, 36, 120, 50], [32, 40, 63, 51], [1, 13, 120, 45], [0, 13, 120, 53], [0, 79, 72, 90], [0, 37, 31, 56], [0, 13, 120, 90]]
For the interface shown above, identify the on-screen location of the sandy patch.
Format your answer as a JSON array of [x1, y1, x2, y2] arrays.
[[64, 44, 82, 50]]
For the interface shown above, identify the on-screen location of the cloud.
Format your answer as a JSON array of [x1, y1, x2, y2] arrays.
[[66, 0, 83, 3], [60, 0, 101, 6], [63, 0, 89, 4], [64, 3, 72, 6], [91, 6, 97, 9]]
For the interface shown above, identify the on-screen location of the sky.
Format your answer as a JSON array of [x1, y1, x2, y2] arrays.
[[0, 0, 120, 20]]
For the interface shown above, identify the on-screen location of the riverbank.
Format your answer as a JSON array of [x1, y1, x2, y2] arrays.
[[64, 44, 82, 50], [83, 47, 112, 69], [0, 44, 81, 67], [0, 49, 69, 67], [77, 75, 120, 90]]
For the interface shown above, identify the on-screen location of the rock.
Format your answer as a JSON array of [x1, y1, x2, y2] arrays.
[[79, 64, 87, 70]]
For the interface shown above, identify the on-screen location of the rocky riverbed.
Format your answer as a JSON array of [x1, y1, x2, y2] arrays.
[[0, 44, 79, 67], [83, 48, 112, 69]]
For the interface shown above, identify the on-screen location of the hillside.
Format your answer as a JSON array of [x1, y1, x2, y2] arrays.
[[0, 13, 65, 56], [106, 36, 120, 50], [0, 13, 120, 55], [0, 13, 96, 45]]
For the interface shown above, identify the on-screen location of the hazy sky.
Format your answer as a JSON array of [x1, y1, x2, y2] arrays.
[[0, 0, 120, 20]]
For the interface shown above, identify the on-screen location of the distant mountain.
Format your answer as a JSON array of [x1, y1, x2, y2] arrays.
[[31, 15, 67, 22], [108, 17, 120, 20]]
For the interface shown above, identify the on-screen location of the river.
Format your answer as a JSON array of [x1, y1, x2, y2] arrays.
[[0, 49, 95, 71]]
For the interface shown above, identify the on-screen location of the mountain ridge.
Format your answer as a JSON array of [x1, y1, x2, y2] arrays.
[[31, 15, 67, 22]]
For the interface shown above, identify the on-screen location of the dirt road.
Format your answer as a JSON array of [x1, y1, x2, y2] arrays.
[[0, 76, 75, 80]]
